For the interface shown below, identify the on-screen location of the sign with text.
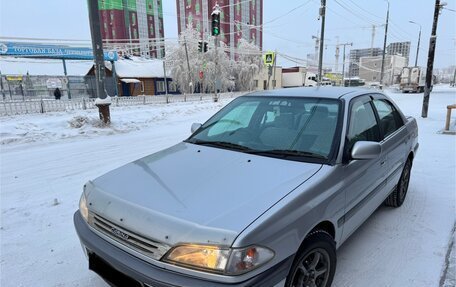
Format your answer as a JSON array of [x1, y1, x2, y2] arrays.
[[0, 42, 118, 61]]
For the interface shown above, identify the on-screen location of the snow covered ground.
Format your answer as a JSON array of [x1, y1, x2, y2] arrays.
[[1, 86, 455, 287]]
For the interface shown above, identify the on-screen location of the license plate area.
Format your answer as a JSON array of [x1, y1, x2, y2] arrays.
[[89, 252, 142, 287]]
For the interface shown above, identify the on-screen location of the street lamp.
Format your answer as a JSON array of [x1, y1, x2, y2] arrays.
[[409, 21, 422, 67], [380, 0, 389, 89]]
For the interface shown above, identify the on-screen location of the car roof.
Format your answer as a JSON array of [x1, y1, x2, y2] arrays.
[[245, 86, 379, 100]]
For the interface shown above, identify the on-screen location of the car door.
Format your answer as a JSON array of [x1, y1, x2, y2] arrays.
[[339, 95, 387, 243], [371, 95, 408, 195]]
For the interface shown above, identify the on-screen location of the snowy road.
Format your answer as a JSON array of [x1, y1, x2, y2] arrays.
[[1, 87, 455, 287]]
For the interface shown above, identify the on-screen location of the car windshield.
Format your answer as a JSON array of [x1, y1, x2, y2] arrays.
[[186, 96, 342, 163]]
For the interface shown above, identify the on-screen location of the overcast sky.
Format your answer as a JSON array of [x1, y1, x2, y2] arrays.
[[1, 0, 455, 69]]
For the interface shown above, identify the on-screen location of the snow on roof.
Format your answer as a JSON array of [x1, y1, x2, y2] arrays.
[[0, 57, 93, 76], [120, 78, 142, 83], [107, 57, 169, 78]]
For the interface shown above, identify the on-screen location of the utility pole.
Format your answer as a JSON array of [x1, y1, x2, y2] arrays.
[[183, 36, 192, 95], [318, 0, 327, 86], [87, 0, 111, 124], [371, 25, 376, 56], [312, 35, 320, 67], [340, 42, 352, 86], [409, 21, 422, 67], [380, 0, 390, 90], [335, 36, 340, 73], [163, 60, 168, 96], [422, 0, 445, 118]]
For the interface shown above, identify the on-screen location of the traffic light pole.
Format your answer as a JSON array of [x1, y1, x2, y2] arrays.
[[214, 36, 218, 102], [87, 0, 111, 124], [211, 4, 221, 102]]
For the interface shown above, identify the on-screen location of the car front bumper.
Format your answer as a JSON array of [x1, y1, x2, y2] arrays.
[[74, 211, 292, 287]]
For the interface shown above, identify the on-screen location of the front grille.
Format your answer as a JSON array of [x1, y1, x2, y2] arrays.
[[88, 212, 171, 260]]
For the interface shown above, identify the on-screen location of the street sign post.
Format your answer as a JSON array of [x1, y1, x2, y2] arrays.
[[264, 52, 275, 66]]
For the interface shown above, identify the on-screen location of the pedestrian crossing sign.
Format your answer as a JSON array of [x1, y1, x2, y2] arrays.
[[264, 52, 275, 66]]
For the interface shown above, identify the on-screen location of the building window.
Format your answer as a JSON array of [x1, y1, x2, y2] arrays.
[[254, 80, 258, 87], [169, 81, 177, 92], [104, 22, 108, 31], [195, 2, 200, 15], [132, 13, 136, 24], [150, 25, 154, 35], [112, 29, 116, 37], [110, 12, 114, 21], [157, 81, 165, 92], [133, 28, 138, 38]]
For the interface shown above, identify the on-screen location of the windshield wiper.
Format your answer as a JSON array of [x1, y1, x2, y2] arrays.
[[186, 139, 253, 152], [247, 149, 328, 159]]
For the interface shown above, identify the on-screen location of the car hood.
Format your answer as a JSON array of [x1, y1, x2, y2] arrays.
[[87, 142, 322, 247]]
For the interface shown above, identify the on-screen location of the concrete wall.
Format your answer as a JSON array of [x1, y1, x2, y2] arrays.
[[252, 66, 282, 91]]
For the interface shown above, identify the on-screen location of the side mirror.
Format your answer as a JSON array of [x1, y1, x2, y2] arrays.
[[351, 141, 381, 160], [191, 123, 202, 133]]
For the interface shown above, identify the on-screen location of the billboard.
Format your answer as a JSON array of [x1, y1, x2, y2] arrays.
[[0, 42, 118, 61]]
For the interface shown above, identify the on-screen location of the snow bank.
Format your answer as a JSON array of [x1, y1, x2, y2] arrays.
[[0, 99, 231, 146]]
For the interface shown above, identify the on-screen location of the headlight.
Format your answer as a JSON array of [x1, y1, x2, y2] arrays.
[[79, 192, 89, 222], [163, 244, 274, 275], [164, 245, 230, 273]]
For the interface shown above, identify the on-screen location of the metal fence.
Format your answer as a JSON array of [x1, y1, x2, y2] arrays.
[[0, 92, 244, 116], [0, 74, 117, 100]]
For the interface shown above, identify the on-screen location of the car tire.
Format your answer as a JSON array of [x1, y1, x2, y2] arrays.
[[285, 230, 336, 287], [384, 158, 412, 207]]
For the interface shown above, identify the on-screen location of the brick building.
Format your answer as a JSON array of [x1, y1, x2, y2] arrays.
[[98, 0, 165, 58]]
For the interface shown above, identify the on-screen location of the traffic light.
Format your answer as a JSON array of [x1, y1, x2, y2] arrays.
[[211, 13, 220, 36], [198, 41, 208, 53]]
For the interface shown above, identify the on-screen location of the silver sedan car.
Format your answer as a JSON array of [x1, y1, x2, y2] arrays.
[[74, 87, 419, 287]]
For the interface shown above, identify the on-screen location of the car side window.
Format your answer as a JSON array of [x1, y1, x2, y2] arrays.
[[372, 99, 404, 139], [346, 99, 380, 157]]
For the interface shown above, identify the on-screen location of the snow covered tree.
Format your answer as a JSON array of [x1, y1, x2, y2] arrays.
[[200, 39, 234, 93], [167, 26, 261, 94], [166, 25, 200, 94], [233, 39, 263, 91]]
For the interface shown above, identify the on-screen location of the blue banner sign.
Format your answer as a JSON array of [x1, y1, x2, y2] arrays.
[[0, 42, 118, 61]]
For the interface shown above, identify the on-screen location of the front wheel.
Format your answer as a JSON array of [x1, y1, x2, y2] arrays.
[[285, 231, 336, 287], [384, 158, 412, 207]]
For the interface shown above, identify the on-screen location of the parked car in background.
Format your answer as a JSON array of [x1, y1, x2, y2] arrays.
[[74, 87, 419, 287]]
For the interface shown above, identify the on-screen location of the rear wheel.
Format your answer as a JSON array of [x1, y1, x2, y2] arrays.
[[384, 158, 412, 207], [285, 231, 336, 287]]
